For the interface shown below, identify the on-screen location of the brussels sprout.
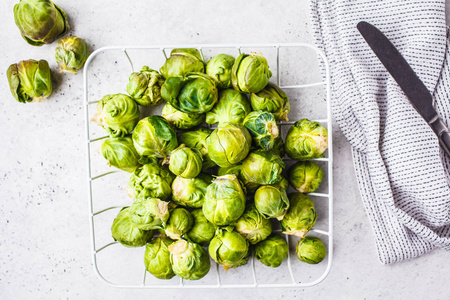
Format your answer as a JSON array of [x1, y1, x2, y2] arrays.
[[234, 204, 272, 244], [209, 227, 249, 271], [169, 239, 210, 280], [250, 83, 290, 121], [288, 161, 324, 193], [13, 0, 69, 46], [128, 163, 175, 201], [254, 235, 289, 268], [285, 119, 328, 161], [281, 193, 317, 238], [172, 173, 212, 208], [92, 94, 140, 138], [160, 48, 205, 79], [217, 164, 242, 178], [254, 183, 289, 220], [241, 150, 285, 185], [126, 66, 164, 107], [243, 111, 279, 151], [231, 52, 272, 93], [132, 115, 178, 161], [205, 89, 251, 126], [111, 207, 153, 247], [168, 144, 203, 178], [101, 136, 140, 172], [128, 197, 170, 230], [6, 59, 52, 103], [55, 36, 89, 74], [203, 175, 246, 226], [144, 236, 175, 279], [272, 136, 285, 158], [164, 208, 194, 240], [178, 128, 216, 170], [206, 54, 235, 89], [206, 124, 252, 167], [296, 237, 326, 264], [162, 102, 205, 130], [161, 72, 218, 114], [186, 209, 216, 245]]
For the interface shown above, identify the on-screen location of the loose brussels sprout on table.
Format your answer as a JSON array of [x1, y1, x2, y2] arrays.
[[169, 239, 210, 280], [206, 54, 235, 89], [243, 110, 279, 151], [254, 179, 290, 220], [127, 66, 164, 107], [285, 119, 328, 161], [144, 236, 175, 280], [111, 207, 153, 247], [7, 59, 52, 103], [168, 144, 203, 178], [281, 193, 317, 238], [162, 103, 205, 130], [254, 234, 289, 268], [160, 48, 205, 78], [55, 36, 89, 74], [234, 204, 272, 245], [164, 208, 194, 240], [296, 237, 326, 264], [128, 197, 170, 230], [178, 127, 216, 170], [241, 150, 285, 185], [205, 89, 251, 126], [100, 136, 140, 172], [172, 173, 212, 208], [288, 161, 324, 193], [250, 83, 290, 121], [232, 52, 272, 93], [209, 227, 249, 271], [186, 209, 216, 245], [128, 162, 175, 201]]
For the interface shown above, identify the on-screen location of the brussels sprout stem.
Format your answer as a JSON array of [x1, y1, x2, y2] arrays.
[[282, 229, 309, 238], [59, 64, 78, 74]]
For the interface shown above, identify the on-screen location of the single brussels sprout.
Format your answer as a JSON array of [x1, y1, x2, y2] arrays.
[[296, 237, 326, 264], [169, 239, 210, 280], [285, 119, 328, 161], [55, 36, 89, 73], [13, 0, 69, 46], [178, 128, 215, 170], [128, 163, 175, 201], [288, 161, 324, 193], [161, 72, 218, 114], [101, 136, 140, 172], [206, 54, 235, 89], [172, 173, 212, 208], [234, 204, 272, 244], [144, 236, 175, 279], [272, 136, 285, 158], [254, 235, 289, 268], [92, 94, 140, 138], [231, 52, 272, 93], [111, 207, 153, 247], [168, 144, 203, 178], [128, 197, 170, 230], [186, 209, 216, 245], [206, 89, 251, 126], [241, 150, 285, 185], [281, 193, 317, 238], [250, 83, 290, 121], [160, 48, 205, 79], [132, 115, 178, 161], [7, 59, 52, 103], [209, 227, 249, 271], [126, 66, 164, 107], [203, 175, 246, 226], [243, 111, 279, 151], [162, 103, 205, 130], [164, 208, 194, 240], [254, 182, 289, 220], [206, 124, 252, 167]]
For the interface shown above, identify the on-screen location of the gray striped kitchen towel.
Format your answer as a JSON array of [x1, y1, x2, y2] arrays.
[[309, 0, 450, 264]]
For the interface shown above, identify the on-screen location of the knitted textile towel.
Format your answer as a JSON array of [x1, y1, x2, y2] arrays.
[[309, 0, 450, 264]]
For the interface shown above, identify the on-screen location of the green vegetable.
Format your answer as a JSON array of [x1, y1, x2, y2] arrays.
[[55, 36, 89, 74], [272, 136, 285, 158], [172, 173, 212, 208], [101, 136, 141, 172], [243, 111, 279, 151], [168, 145, 203, 178], [254, 180, 290, 220], [128, 163, 175, 201], [203, 175, 246, 226], [254, 235, 289, 268], [288, 161, 324, 193], [144, 236, 175, 279], [164, 208, 194, 240], [205, 89, 251, 126], [126, 66, 164, 107], [178, 128, 216, 170], [169, 239, 210, 280], [6, 59, 52, 103], [186, 209, 216, 245], [209, 227, 249, 271], [234, 204, 272, 244], [206, 124, 252, 167], [241, 150, 285, 185], [161, 72, 218, 114], [128, 197, 170, 230], [281, 193, 317, 238], [160, 48, 205, 78], [162, 102, 205, 130], [111, 207, 153, 247], [206, 54, 235, 89], [13, 0, 69, 46], [250, 83, 290, 121], [231, 52, 272, 93], [296, 237, 326, 264], [92, 94, 140, 138], [285, 119, 328, 160]]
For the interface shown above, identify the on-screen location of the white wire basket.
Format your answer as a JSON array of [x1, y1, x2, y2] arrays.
[[83, 43, 333, 288]]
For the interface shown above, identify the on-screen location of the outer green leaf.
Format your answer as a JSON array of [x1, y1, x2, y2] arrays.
[[144, 236, 175, 279], [254, 234, 289, 268], [160, 48, 205, 79], [285, 119, 328, 160], [250, 83, 290, 121], [281, 193, 317, 238], [111, 207, 153, 247], [101, 136, 141, 172], [127, 66, 165, 107], [206, 89, 251, 126], [169, 239, 210, 280]]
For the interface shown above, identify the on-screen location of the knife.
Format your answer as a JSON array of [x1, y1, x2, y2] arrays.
[[357, 21, 450, 156]]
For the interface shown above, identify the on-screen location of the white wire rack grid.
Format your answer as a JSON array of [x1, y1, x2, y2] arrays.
[[83, 43, 333, 288]]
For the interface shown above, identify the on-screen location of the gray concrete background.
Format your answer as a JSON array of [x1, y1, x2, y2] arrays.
[[1, 1, 450, 299]]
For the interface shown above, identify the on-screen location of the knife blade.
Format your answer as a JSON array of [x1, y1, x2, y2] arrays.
[[357, 21, 450, 156]]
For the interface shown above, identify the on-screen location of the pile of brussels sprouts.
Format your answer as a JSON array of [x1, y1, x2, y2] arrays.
[[97, 48, 329, 281]]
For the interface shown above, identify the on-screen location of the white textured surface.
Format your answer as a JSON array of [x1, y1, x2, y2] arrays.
[[0, 0, 449, 299]]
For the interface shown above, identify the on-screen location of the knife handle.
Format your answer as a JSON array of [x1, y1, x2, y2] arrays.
[[429, 116, 450, 156]]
